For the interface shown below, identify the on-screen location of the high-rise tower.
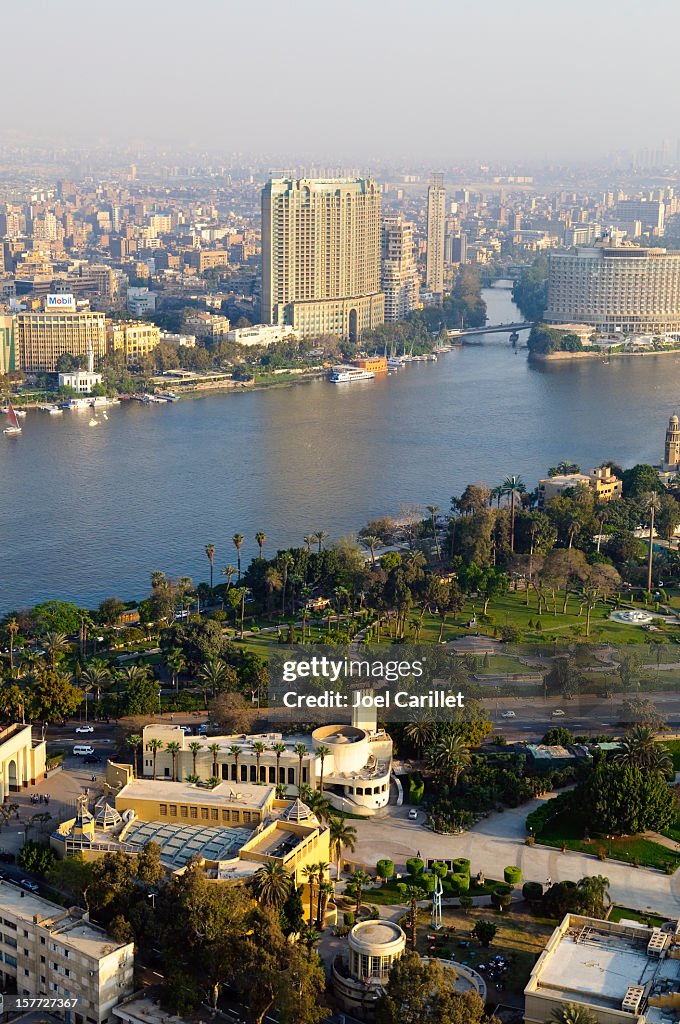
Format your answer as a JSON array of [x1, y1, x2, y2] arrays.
[[426, 172, 446, 296], [261, 176, 384, 341], [381, 217, 420, 321]]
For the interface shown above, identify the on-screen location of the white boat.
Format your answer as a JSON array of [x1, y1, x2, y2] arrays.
[[88, 416, 99, 426], [64, 398, 92, 410], [91, 396, 119, 407], [14, 409, 27, 417], [3, 403, 21, 434], [328, 365, 375, 383], [426, 353, 438, 362], [159, 392, 180, 402], [39, 404, 63, 414], [387, 356, 404, 370]]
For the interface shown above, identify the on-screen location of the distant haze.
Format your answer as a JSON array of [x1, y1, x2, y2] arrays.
[[7, 0, 680, 162]]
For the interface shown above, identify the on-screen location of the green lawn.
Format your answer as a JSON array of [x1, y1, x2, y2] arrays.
[[369, 876, 502, 905], [608, 905, 667, 927], [663, 740, 680, 772], [535, 809, 680, 870], [414, 906, 554, 998]]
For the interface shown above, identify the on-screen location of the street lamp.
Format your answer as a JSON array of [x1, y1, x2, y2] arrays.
[[158, 690, 162, 715], [147, 893, 156, 910]]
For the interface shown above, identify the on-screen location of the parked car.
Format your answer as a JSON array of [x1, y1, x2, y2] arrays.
[[501, 710, 516, 719], [75, 725, 94, 734], [408, 808, 419, 820], [551, 709, 565, 717], [20, 879, 39, 893], [83, 754, 101, 765]]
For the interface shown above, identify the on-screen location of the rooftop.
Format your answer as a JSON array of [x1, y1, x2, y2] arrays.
[[124, 819, 252, 867], [117, 778, 275, 811], [0, 881, 129, 959]]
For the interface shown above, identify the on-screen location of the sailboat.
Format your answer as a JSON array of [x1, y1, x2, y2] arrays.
[[3, 403, 22, 435]]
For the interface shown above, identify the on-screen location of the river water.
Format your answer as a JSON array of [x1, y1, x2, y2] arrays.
[[1, 282, 678, 612]]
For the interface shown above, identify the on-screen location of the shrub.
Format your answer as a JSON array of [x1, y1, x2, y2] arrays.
[[344, 911, 355, 926], [376, 859, 394, 880], [408, 772, 425, 805], [431, 861, 448, 879], [504, 866, 522, 886], [449, 872, 470, 896], [491, 883, 513, 912], [452, 858, 470, 877], [419, 872, 436, 893], [406, 857, 424, 877], [522, 881, 543, 902]]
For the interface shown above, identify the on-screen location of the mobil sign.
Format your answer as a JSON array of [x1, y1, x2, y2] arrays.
[[45, 293, 75, 310]]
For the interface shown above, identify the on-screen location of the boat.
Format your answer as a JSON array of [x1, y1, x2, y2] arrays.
[[39, 404, 63, 414], [14, 409, 27, 418], [88, 416, 99, 427], [63, 398, 92, 410], [426, 353, 438, 362], [3, 403, 22, 434], [386, 356, 404, 370], [328, 365, 375, 383], [91, 396, 119, 407], [159, 392, 180, 402]]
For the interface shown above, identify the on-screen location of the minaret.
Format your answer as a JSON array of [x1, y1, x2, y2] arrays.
[[664, 415, 680, 470], [87, 338, 94, 374]]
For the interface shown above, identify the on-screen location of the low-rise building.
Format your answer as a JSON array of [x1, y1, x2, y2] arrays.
[[126, 287, 156, 316], [106, 321, 160, 366], [183, 310, 230, 340], [0, 880, 134, 1024], [524, 913, 680, 1024], [0, 723, 46, 800], [226, 324, 299, 347], [539, 465, 622, 507], [58, 369, 103, 394]]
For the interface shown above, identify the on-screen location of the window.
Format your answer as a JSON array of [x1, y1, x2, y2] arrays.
[[180, 806, 188, 818], [169, 805, 177, 816], [201, 808, 208, 820], [159, 804, 167, 816], [190, 807, 197, 819], [211, 808, 218, 821]]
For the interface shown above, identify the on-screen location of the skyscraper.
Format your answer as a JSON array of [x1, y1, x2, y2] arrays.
[[426, 173, 446, 296], [261, 176, 384, 341], [381, 217, 420, 322]]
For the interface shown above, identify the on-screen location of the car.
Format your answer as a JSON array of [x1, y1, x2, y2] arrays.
[[83, 754, 101, 764], [20, 879, 39, 893], [408, 808, 419, 820], [551, 709, 565, 717], [75, 725, 94, 734], [501, 710, 516, 719]]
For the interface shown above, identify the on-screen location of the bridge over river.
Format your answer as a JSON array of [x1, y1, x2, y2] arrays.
[[447, 321, 534, 338]]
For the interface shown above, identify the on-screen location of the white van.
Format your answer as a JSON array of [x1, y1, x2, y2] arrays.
[[73, 744, 95, 756]]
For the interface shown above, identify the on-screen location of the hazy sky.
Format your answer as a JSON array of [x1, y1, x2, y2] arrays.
[[7, 0, 680, 163]]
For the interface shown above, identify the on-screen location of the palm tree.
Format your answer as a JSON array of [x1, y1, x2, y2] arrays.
[[198, 658, 229, 702], [315, 744, 331, 792], [305, 790, 333, 824], [232, 533, 244, 579], [401, 883, 426, 950], [204, 543, 216, 591], [293, 742, 308, 791], [147, 738, 163, 780], [362, 535, 380, 566], [166, 741, 181, 782], [7, 618, 19, 675], [208, 742, 220, 779], [188, 740, 202, 777], [316, 878, 334, 929], [329, 815, 357, 879], [252, 740, 266, 783], [644, 491, 661, 592], [272, 741, 287, 787], [347, 869, 372, 917], [229, 743, 242, 782], [255, 532, 266, 559], [404, 713, 434, 755], [302, 863, 319, 924], [314, 530, 329, 553], [615, 724, 674, 777], [220, 564, 237, 591], [81, 661, 110, 705], [127, 733, 142, 777], [550, 1005, 597, 1024], [299, 925, 321, 957], [502, 474, 526, 553], [252, 862, 293, 908], [43, 631, 69, 669], [426, 732, 472, 786], [426, 504, 441, 560], [303, 534, 316, 554], [166, 648, 186, 692]]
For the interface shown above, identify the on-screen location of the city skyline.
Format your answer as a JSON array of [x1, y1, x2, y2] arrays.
[[4, 0, 680, 163]]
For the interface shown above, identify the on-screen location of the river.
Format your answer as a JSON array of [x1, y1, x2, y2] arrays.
[[1, 282, 678, 612]]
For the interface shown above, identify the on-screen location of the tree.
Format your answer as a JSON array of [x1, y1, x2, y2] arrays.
[[472, 919, 498, 947], [252, 740, 266, 782], [137, 841, 164, 885], [211, 692, 257, 735], [315, 743, 331, 792], [579, 563, 621, 636], [166, 741, 181, 781], [252, 862, 294, 908], [46, 853, 93, 904], [18, 839, 55, 875], [255, 531, 266, 559], [301, 862, 320, 924], [397, 883, 426, 950], [314, 530, 329, 553], [615, 724, 673, 778], [329, 815, 357, 878], [375, 952, 496, 1024], [643, 491, 661, 591], [362, 534, 381, 565], [127, 733, 143, 777], [147, 738, 163, 779], [125, 669, 159, 716], [166, 648, 186, 692], [231, 533, 245, 580], [582, 761, 675, 835], [293, 742, 308, 791], [204, 543, 216, 591], [27, 669, 82, 724], [426, 733, 471, 786], [272, 741, 286, 788], [346, 869, 372, 917], [502, 475, 526, 553], [550, 1005, 598, 1024]]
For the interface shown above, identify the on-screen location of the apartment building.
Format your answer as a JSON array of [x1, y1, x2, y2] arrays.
[[16, 309, 106, 373], [0, 881, 134, 1024], [106, 321, 160, 366]]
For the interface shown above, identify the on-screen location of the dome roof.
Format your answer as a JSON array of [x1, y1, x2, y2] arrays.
[[282, 798, 314, 823]]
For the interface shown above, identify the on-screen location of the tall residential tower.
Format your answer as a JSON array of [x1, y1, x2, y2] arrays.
[[261, 176, 384, 340], [381, 217, 420, 321], [426, 172, 446, 297]]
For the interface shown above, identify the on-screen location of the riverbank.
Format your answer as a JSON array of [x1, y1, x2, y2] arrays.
[[530, 347, 680, 362]]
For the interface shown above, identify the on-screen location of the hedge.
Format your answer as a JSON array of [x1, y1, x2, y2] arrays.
[[431, 861, 449, 879], [408, 772, 425, 805], [452, 858, 471, 877], [406, 857, 424, 877], [522, 881, 543, 902], [419, 872, 436, 893], [504, 866, 522, 885], [446, 872, 470, 896], [376, 859, 394, 880]]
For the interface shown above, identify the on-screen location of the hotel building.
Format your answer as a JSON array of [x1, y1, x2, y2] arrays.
[[16, 309, 106, 373], [261, 176, 384, 340], [545, 240, 680, 337], [106, 321, 160, 367]]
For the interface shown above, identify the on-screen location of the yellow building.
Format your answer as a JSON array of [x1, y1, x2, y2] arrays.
[[17, 309, 106, 372], [115, 777, 274, 828], [353, 354, 387, 373], [261, 176, 385, 341], [106, 321, 161, 366], [0, 723, 46, 799]]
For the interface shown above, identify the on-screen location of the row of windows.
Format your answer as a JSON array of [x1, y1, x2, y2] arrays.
[[158, 803, 256, 824]]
